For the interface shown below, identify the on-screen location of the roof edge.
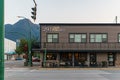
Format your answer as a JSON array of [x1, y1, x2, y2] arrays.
[[39, 23, 120, 25]]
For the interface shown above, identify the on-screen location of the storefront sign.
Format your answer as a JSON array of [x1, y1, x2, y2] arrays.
[[43, 26, 64, 32]]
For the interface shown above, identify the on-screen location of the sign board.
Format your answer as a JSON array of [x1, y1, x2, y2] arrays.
[[42, 26, 65, 32]]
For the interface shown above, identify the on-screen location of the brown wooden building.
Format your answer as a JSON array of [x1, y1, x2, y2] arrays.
[[33, 23, 120, 67]]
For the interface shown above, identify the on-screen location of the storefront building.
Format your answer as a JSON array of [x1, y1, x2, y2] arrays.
[[33, 23, 120, 67]]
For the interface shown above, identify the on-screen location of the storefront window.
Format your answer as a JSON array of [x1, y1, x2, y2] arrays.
[[60, 53, 72, 61], [74, 53, 87, 66], [46, 53, 57, 60], [74, 53, 87, 62]]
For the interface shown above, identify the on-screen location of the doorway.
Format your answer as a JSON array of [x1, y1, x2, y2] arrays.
[[108, 53, 115, 66], [90, 53, 97, 66]]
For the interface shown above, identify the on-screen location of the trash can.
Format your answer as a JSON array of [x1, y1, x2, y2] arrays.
[[24, 62, 28, 66], [102, 61, 107, 67]]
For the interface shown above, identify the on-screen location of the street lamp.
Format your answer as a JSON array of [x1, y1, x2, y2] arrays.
[[0, 0, 4, 80], [17, 16, 32, 67]]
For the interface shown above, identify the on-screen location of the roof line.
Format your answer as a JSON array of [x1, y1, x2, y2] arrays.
[[39, 23, 120, 25]]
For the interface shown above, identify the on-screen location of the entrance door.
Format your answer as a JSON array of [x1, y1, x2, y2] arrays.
[[108, 53, 115, 66], [90, 53, 97, 66]]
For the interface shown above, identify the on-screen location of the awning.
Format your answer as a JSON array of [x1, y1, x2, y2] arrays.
[[6, 51, 16, 55]]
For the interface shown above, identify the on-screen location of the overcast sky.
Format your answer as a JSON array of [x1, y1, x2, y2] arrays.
[[5, 0, 120, 24]]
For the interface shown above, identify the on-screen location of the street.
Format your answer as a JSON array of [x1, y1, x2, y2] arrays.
[[5, 60, 120, 80], [5, 60, 25, 68]]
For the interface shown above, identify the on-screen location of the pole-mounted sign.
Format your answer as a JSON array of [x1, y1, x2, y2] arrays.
[[0, 0, 4, 80]]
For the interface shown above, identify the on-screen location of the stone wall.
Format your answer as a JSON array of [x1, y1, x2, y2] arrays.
[[115, 53, 120, 67], [97, 53, 108, 67], [97, 53, 107, 62]]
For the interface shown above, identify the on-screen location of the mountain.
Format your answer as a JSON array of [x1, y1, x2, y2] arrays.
[[5, 19, 40, 42]]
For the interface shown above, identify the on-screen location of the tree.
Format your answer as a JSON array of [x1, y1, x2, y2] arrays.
[[15, 39, 28, 54], [15, 38, 37, 66], [15, 39, 28, 58], [15, 39, 29, 66], [15, 46, 22, 56]]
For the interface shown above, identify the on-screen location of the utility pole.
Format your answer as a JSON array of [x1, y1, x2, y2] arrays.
[[28, 0, 37, 67], [0, 0, 4, 80], [28, 20, 32, 67]]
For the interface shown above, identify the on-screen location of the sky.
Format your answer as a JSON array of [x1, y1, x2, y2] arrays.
[[5, 0, 120, 24]]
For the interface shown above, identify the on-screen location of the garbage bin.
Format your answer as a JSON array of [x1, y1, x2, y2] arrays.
[[24, 62, 28, 66], [102, 61, 107, 67]]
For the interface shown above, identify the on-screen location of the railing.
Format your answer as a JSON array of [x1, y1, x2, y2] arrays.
[[33, 42, 120, 51]]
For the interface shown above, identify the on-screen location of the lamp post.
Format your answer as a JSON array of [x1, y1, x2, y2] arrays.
[[0, 0, 4, 80]]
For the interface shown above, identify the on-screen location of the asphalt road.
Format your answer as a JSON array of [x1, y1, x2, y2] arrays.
[[5, 60, 40, 68], [5, 60, 120, 80], [5, 60, 25, 68]]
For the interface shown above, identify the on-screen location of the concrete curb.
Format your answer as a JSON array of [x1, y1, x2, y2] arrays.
[[29, 67, 120, 70]]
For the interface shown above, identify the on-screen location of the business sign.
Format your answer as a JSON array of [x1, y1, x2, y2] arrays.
[[42, 26, 65, 32]]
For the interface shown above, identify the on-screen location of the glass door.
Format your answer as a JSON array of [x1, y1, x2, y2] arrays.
[[90, 53, 97, 66], [108, 53, 115, 66]]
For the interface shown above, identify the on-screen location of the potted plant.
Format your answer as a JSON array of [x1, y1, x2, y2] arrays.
[[102, 61, 107, 67]]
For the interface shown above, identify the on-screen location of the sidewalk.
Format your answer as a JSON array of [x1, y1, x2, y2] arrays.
[[29, 65, 120, 70], [5, 60, 120, 70]]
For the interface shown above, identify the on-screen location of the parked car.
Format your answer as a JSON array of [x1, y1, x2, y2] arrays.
[[32, 57, 40, 62], [15, 57, 23, 60]]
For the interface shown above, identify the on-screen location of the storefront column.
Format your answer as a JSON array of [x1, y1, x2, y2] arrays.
[[57, 53, 60, 67], [114, 53, 120, 67], [87, 53, 90, 67], [72, 53, 74, 67], [40, 52, 43, 67]]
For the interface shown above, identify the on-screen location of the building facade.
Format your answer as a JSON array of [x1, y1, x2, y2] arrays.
[[4, 38, 16, 60], [34, 23, 120, 67]]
